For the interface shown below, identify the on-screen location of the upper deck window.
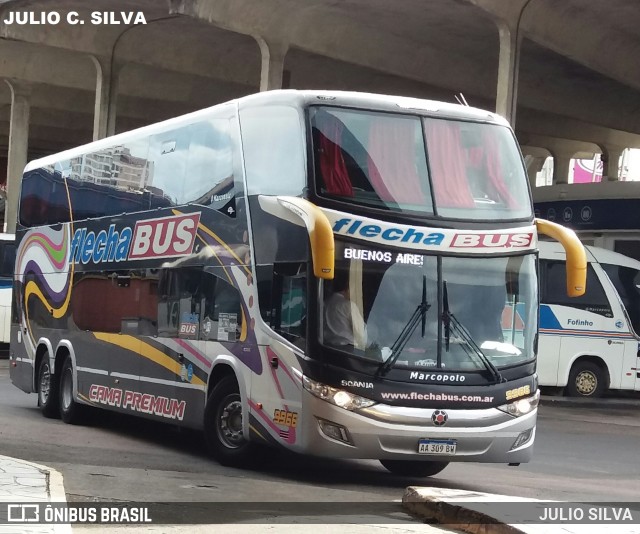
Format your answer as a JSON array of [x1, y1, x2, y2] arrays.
[[424, 118, 531, 220], [240, 105, 306, 196], [311, 107, 433, 215], [311, 106, 532, 220]]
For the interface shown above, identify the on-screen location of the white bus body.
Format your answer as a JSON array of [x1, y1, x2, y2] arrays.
[[9, 90, 585, 476], [538, 241, 640, 397]]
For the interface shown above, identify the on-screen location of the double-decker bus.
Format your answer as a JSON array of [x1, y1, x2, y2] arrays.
[[9, 91, 585, 476]]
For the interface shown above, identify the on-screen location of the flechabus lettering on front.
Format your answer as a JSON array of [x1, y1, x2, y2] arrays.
[[69, 213, 200, 264], [450, 232, 533, 249], [323, 211, 536, 254]]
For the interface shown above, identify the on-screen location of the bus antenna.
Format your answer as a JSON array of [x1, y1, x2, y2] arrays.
[[454, 93, 469, 106]]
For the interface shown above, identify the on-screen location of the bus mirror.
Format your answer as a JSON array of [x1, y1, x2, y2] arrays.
[[276, 197, 335, 280], [535, 218, 587, 297]]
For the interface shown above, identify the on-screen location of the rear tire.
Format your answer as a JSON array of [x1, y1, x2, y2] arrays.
[[37, 352, 59, 418], [203, 376, 264, 468], [59, 356, 84, 424], [566, 361, 607, 398], [380, 459, 449, 477]]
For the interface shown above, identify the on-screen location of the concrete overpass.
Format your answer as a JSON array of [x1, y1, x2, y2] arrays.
[[1, 0, 639, 230]]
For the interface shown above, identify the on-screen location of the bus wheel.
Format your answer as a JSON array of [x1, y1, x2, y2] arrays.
[[204, 376, 262, 467], [59, 356, 84, 424], [380, 459, 449, 477], [567, 361, 606, 398], [37, 353, 60, 418]]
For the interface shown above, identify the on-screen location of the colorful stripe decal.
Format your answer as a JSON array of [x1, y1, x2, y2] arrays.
[[540, 328, 635, 339], [174, 339, 212, 369], [93, 333, 206, 387]]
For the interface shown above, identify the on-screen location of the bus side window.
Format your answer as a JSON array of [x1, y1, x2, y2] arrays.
[[601, 264, 640, 335], [157, 270, 180, 337], [542, 260, 612, 317], [256, 263, 306, 350], [200, 274, 243, 343]]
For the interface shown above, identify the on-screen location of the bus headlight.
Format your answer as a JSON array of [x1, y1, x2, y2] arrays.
[[498, 389, 540, 417], [303, 376, 376, 411]]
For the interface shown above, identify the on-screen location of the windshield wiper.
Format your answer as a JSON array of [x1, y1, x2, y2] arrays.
[[442, 280, 505, 384], [377, 275, 430, 378]]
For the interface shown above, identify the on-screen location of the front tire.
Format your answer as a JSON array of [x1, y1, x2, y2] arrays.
[[566, 361, 607, 397], [380, 459, 449, 477], [37, 352, 59, 418], [59, 356, 84, 424], [203, 376, 263, 467]]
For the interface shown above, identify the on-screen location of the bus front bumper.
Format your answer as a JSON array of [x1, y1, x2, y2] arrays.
[[300, 389, 536, 463]]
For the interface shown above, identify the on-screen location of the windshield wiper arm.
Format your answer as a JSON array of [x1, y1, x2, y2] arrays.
[[442, 281, 504, 384], [377, 275, 430, 378]]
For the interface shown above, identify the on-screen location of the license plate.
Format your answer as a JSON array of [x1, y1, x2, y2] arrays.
[[418, 439, 457, 455]]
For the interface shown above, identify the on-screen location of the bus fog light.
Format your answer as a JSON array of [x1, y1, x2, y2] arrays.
[[317, 419, 353, 444], [498, 389, 540, 417], [510, 428, 534, 450], [303, 376, 375, 411]]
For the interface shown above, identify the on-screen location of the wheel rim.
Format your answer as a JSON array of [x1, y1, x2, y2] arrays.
[[39, 362, 51, 405], [216, 394, 245, 449], [62, 367, 73, 411], [575, 370, 597, 395]]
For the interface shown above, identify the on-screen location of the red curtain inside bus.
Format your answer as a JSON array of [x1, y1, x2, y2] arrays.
[[367, 116, 425, 205], [425, 119, 475, 208], [316, 119, 353, 197], [480, 128, 517, 208]]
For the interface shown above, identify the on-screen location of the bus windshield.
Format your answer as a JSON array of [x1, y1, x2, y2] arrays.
[[320, 242, 537, 373], [311, 106, 531, 220]]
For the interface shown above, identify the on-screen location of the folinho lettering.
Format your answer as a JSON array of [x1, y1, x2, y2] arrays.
[[567, 319, 593, 327]]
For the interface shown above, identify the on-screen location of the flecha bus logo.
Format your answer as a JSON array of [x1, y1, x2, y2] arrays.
[[129, 213, 200, 260], [69, 213, 201, 264]]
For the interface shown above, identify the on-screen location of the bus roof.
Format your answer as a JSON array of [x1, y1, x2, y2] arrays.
[[25, 90, 507, 172], [539, 240, 640, 270]]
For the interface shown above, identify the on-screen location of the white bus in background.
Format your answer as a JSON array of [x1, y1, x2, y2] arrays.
[[0, 234, 16, 346], [537, 241, 640, 397]]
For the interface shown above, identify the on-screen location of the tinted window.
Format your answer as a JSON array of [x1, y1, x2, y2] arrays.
[[69, 140, 153, 218], [424, 118, 531, 220], [601, 264, 640, 334], [182, 119, 234, 206], [20, 117, 234, 228], [72, 271, 158, 335], [257, 262, 307, 350], [0, 242, 16, 278], [19, 170, 70, 226], [542, 260, 611, 317], [311, 107, 433, 214], [240, 105, 305, 196], [148, 126, 189, 205], [157, 268, 242, 342]]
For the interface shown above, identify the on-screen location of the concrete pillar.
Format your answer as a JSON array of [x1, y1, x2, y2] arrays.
[[524, 155, 546, 184], [4, 80, 30, 233], [91, 56, 121, 139], [600, 144, 625, 182], [495, 21, 521, 126], [551, 152, 573, 185], [254, 36, 288, 91]]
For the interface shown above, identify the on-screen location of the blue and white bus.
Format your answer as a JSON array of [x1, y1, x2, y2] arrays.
[[10, 90, 585, 476], [538, 241, 640, 397]]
